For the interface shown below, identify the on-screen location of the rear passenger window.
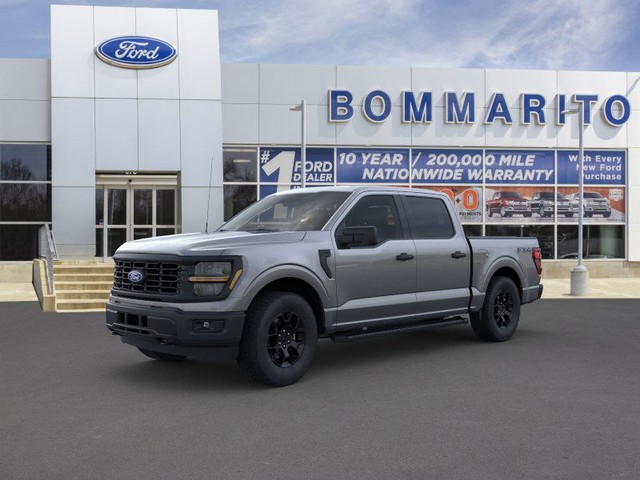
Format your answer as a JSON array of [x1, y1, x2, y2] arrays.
[[404, 196, 455, 239]]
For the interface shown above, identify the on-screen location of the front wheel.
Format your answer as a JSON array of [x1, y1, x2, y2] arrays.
[[238, 291, 318, 386], [470, 276, 521, 342]]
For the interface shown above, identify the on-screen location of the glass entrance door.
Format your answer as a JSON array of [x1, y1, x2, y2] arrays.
[[95, 176, 177, 258]]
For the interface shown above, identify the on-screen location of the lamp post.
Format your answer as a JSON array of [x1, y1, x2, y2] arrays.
[[562, 104, 589, 295], [289, 100, 307, 188]]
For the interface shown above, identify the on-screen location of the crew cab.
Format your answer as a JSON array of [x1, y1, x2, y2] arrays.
[[486, 190, 532, 217], [567, 191, 612, 218], [106, 186, 543, 386]]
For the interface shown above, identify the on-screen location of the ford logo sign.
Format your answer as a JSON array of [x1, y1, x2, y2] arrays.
[[95, 36, 177, 69], [127, 270, 145, 284]]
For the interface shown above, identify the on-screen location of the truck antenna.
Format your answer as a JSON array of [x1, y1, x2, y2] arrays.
[[205, 156, 214, 234]]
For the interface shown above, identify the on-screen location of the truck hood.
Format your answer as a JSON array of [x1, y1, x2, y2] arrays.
[[115, 231, 307, 256]]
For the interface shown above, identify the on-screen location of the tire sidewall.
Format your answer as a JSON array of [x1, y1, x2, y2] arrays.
[[242, 292, 318, 386], [483, 277, 521, 342]]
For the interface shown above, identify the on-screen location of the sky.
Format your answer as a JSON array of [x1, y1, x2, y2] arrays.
[[1, 0, 639, 72]]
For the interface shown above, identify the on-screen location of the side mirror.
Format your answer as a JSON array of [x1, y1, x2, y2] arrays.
[[337, 226, 378, 248]]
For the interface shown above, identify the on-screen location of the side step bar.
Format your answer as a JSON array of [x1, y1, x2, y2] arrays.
[[330, 316, 467, 343]]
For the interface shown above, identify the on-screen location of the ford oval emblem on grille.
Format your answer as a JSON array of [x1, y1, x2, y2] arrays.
[[128, 270, 145, 284], [95, 36, 177, 69]]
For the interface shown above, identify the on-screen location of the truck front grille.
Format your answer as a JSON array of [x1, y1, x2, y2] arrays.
[[113, 260, 181, 295]]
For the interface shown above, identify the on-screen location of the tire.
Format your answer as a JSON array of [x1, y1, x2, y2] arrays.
[[487, 207, 493, 218], [585, 213, 592, 218], [603, 212, 611, 218], [137, 348, 187, 362], [539, 206, 545, 217], [565, 213, 574, 218], [523, 213, 532, 218], [470, 276, 521, 342], [238, 291, 318, 387]]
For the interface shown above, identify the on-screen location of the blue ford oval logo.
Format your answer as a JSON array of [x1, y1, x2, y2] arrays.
[[127, 270, 145, 284], [95, 36, 177, 69]]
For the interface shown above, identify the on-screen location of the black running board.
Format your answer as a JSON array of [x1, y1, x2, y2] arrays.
[[330, 316, 467, 343]]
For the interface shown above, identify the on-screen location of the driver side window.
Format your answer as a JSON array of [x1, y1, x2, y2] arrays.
[[340, 195, 402, 245]]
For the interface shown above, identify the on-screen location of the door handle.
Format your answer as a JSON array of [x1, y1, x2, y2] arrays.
[[396, 253, 414, 262], [451, 251, 467, 259]]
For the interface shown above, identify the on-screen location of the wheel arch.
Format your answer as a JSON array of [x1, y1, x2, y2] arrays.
[[248, 277, 327, 335]]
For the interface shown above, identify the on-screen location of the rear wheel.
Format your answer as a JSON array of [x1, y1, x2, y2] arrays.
[[137, 348, 187, 362], [470, 276, 521, 342], [238, 291, 318, 386]]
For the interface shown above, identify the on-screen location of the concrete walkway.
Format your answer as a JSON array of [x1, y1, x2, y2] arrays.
[[1, 277, 640, 303], [0, 283, 38, 302]]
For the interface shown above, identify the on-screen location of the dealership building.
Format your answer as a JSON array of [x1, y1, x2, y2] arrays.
[[1, 4, 639, 281]]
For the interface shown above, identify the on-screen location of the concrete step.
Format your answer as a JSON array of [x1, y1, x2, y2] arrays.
[[54, 265, 114, 275], [55, 281, 113, 291], [56, 290, 111, 300], [55, 299, 108, 311], [55, 273, 114, 283]]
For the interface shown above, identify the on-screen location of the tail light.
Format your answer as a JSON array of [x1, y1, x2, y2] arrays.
[[532, 247, 542, 276]]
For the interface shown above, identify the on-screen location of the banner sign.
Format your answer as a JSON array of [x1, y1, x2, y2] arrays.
[[260, 147, 334, 184], [336, 148, 410, 183], [484, 150, 554, 184], [411, 149, 483, 184], [557, 150, 625, 185]]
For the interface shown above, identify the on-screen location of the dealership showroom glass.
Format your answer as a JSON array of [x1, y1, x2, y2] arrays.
[[0, 4, 638, 279]]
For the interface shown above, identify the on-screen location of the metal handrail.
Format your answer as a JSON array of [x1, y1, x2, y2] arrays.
[[38, 224, 58, 294]]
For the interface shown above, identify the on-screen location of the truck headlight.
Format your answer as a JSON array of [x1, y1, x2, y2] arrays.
[[189, 262, 234, 297]]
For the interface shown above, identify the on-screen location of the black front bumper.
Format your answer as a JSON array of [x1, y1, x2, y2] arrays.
[[106, 301, 245, 361]]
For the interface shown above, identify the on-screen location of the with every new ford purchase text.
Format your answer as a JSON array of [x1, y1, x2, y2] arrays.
[[106, 187, 543, 386]]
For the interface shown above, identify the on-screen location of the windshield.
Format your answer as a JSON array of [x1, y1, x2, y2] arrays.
[[221, 190, 351, 232], [501, 191, 522, 199], [584, 192, 604, 199], [539, 192, 554, 199]]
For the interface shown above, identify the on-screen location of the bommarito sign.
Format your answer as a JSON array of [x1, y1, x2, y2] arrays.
[[328, 90, 631, 127]]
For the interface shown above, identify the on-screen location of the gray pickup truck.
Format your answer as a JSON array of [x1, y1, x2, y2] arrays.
[[106, 186, 543, 386]]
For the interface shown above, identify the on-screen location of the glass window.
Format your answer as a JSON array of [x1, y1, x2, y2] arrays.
[[463, 224, 482, 237], [486, 224, 554, 259], [133, 189, 152, 225], [95, 188, 104, 225], [156, 189, 175, 225], [0, 144, 51, 181], [557, 225, 624, 259], [0, 225, 41, 260], [0, 184, 51, 222], [223, 185, 257, 221], [403, 196, 455, 239], [223, 148, 257, 182], [107, 189, 127, 225], [342, 195, 402, 243], [95, 228, 103, 257]]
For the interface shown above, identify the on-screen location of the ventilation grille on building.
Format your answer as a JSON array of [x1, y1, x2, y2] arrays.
[[113, 260, 180, 295]]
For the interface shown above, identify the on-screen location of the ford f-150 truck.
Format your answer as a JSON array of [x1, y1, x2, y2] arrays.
[[106, 186, 543, 386]]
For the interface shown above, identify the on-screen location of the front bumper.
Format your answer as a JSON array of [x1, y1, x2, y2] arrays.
[[106, 299, 245, 361]]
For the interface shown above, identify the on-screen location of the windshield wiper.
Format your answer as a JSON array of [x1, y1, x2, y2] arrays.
[[244, 227, 281, 233]]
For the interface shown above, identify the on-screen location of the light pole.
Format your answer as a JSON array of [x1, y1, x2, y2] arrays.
[[562, 104, 588, 295], [289, 100, 307, 188]]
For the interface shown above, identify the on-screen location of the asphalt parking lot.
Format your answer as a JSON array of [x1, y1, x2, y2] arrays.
[[1, 300, 639, 480]]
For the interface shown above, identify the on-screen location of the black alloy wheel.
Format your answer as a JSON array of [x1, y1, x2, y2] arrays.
[[267, 311, 306, 367], [470, 276, 521, 342], [493, 288, 514, 328]]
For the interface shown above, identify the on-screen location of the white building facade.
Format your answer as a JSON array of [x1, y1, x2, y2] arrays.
[[0, 4, 639, 272]]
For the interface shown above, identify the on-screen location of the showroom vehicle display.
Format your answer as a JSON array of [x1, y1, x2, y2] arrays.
[[530, 191, 577, 218], [106, 186, 543, 386], [486, 190, 533, 217]]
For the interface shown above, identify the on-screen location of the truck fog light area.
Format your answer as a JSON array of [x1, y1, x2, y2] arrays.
[[194, 283, 225, 296], [193, 319, 224, 333]]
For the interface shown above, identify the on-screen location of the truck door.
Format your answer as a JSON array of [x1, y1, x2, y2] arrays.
[[333, 194, 417, 328], [400, 194, 471, 318]]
